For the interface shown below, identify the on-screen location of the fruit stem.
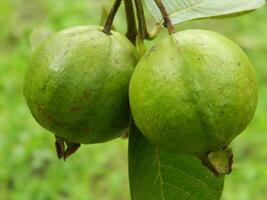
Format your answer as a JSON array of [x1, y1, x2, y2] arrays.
[[154, 0, 176, 35], [100, 5, 116, 30], [103, 0, 122, 35], [124, 0, 138, 44], [134, 0, 150, 40]]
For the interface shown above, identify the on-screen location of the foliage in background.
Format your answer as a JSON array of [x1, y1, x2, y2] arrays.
[[145, 0, 265, 24], [0, 0, 266, 199]]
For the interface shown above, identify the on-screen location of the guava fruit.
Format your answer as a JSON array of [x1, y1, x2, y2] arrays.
[[24, 25, 139, 146], [129, 29, 258, 157]]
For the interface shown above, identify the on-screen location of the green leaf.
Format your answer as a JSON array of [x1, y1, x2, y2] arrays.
[[128, 120, 225, 200], [144, 0, 265, 24]]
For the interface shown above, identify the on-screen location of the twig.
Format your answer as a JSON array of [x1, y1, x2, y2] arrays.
[[124, 0, 137, 44], [134, 0, 149, 40], [103, 0, 122, 35], [154, 0, 176, 35], [100, 5, 115, 30]]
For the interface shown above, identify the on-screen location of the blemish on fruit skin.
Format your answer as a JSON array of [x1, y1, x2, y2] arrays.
[[38, 107, 53, 122], [71, 107, 83, 112], [41, 81, 48, 91], [83, 128, 91, 133], [83, 89, 91, 99], [146, 46, 156, 58], [63, 49, 69, 56], [150, 46, 156, 52]]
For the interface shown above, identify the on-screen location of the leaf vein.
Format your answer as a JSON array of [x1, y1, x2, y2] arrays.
[[155, 147, 165, 200], [160, 164, 216, 194], [163, 182, 200, 200]]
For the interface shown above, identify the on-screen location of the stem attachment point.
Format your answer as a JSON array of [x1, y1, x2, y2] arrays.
[[103, 0, 122, 35], [154, 0, 176, 35]]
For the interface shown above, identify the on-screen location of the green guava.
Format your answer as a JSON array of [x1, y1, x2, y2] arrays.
[[24, 25, 139, 145], [129, 29, 258, 157]]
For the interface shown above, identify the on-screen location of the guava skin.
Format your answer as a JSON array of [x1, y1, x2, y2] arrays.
[[129, 29, 258, 156], [24, 25, 139, 144]]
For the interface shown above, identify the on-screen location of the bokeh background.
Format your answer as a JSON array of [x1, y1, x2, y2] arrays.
[[0, 0, 266, 199]]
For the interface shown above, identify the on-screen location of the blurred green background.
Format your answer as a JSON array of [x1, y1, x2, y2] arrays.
[[0, 0, 266, 199]]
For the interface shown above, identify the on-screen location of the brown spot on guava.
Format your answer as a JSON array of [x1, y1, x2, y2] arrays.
[[121, 130, 129, 139], [63, 49, 69, 56], [150, 46, 156, 52], [146, 46, 156, 58], [83, 89, 91, 99], [83, 128, 91, 133], [38, 107, 53, 122], [41, 82, 48, 91], [71, 107, 83, 112]]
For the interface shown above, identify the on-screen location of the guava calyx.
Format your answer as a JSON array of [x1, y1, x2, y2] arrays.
[[201, 147, 233, 177], [55, 136, 81, 160]]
